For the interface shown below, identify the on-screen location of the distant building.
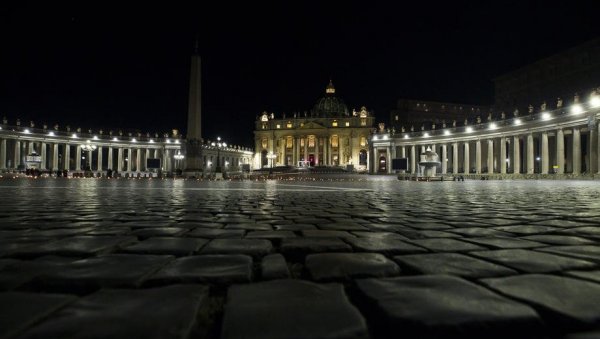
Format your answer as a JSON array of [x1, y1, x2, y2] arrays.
[[390, 99, 490, 132], [253, 80, 375, 171], [493, 38, 600, 114]]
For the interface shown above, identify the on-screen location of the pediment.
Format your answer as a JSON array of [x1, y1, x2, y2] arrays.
[[300, 121, 326, 129]]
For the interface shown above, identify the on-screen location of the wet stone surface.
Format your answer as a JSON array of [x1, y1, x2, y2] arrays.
[[481, 274, 600, 328], [17, 285, 209, 339], [355, 275, 542, 338], [305, 252, 400, 281], [221, 279, 369, 339], [1, 178, 599, 338]]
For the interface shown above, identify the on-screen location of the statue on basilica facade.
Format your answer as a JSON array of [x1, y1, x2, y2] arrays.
[[476, 116, 481, 124], [30, 121, 35, 128], [452, 120, 456, 127], [557, 97, 563, 108], [442, 120, 446, 128], [432, 123, 436, 130], [421, 124, 425, 131], [2, 117, 6, 125], [528, 105, 534, 114], [540, 101, 547, 111], [410, 125, 414, 132], [513, 108, 519, 117], [501, 111, 506, 120], [270, 112, 275, 119], [574, 93, 580, 104], [401, 126, 405, 133], [464, 119, 468, 126], [487, 112, 492, 121]]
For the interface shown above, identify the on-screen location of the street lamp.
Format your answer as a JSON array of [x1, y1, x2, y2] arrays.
[[174, 150, 184, 174], [210, 137, 227, 174], [267, 152, 276, 170], [81, 140, 97, 173]]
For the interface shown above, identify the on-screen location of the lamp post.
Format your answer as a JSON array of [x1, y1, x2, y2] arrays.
[[267, 152, 276, 173], [81, 140, 97, 175], [174, 150, 184, 175], [211, 137, 227, 179]]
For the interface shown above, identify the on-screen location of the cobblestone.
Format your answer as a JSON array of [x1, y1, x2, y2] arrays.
[[1, 178, 599, 338]]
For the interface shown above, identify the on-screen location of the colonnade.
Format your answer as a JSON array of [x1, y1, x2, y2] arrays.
[[372, 102, 600, 176], [0, 138, 177, 173], [393, 125, 598, 175]]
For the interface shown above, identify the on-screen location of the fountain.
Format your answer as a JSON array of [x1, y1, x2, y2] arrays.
[[419, 147, 441, 178]]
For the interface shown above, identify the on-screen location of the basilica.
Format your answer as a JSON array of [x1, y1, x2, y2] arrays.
[[253, 81, 375, 171]]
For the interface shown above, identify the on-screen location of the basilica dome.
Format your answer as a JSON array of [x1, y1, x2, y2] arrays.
[[312, 80, 349, 118]]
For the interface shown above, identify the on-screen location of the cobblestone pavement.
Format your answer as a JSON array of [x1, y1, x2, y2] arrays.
[[0, 177, 599, 338]]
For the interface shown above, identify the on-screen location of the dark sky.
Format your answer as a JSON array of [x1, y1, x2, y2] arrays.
[[1, 1, 599, 147]]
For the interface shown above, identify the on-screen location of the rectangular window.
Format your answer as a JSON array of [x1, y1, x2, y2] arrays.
[[331, 135, 339, 148], [286, 136, 293, 149], [345, 121, 350, 127]]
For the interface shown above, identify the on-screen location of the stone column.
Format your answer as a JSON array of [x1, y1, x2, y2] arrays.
[[107, 147, 114, 170], [589, 123, 597, 173], [52, 143, 59, 171], [97, 146, 103, 172], [556, 129, 564, 174], [527, 133, 534, 174], [315, 138, 320, 165], [87, 150, 93, 170], [597, 124, 600, 174], [75, 145, 82, 170], [487, 139, 494, 173], [541, 132, 549, 174], [64, 144, 70, 170], [475, 140, 481, 174], [118, 148, 123, 172], [410, 145, 416, 174], [573, 127, 581, 175], [127, 148, 133, 172], [513, 136, 520, 174], [136, 148, 141, 172], [441, 144, 447, 174], [40, 142, 46, 170], [14, 140, 21, 168], [0, 139, 5, 169], [28, 141, 34, 154], [500, 137, 507, 174], [401, 146, 406, 158], [303, 138, 308, 163], [463, 142, 470, 174], [145, 148, 150, 171], [452, 142, 459, 174], [390, 146, 392, 174], [323, 137, 328, 166], [338, 137, 344, 165]]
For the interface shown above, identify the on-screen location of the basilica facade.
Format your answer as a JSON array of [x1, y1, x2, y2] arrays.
[[253, 81, 375, 171]]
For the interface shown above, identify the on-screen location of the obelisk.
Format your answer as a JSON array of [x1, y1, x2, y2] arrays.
[[184, 42, 203, 176]]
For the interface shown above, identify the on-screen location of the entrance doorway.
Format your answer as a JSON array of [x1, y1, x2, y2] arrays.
[[378, 155, 387, 173], [261, 150, 268, 168], [308, 154, 315, 166]]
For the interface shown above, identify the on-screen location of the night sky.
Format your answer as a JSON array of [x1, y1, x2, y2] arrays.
[[2, 2, 599, 147]]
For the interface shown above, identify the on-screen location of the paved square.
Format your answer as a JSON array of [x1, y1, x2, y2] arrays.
[[0, 177, 599, 338]]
